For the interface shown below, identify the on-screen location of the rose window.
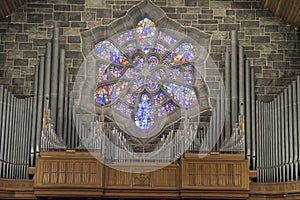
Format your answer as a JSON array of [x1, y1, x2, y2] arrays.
[[94, 18, 200, 137]]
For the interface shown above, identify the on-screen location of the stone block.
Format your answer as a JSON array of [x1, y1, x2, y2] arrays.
[[54, 12, 68, 21], [226, 10, 235, 15], [113, 10, 126, 18], [12, 78, 25, 85], [72, 5, 85, 11], [265, 25, 278, 32], [161, 7, 175, 13], [23, 51, 37, 58], [85, 0, 105, 7], [96, 8, 111, 18], [210, 1, 231, 9], [27, 3, 53, 9], [231, 2, 251, 9], [286, 33, 299, 40], [219, 24, 240, 31], [68, 36, 81, 43], [267, 54, 283, 61], [285, 50, 300, 57], [236, 10, 255, 20], [251, 36, 270, 43], [198, 19, 218, 24], [27, 14, 44, 24], [19, 43, 33, 50], [24, 24, 38, 32], [241, 21, 259, 28], [11, 13, 27, 23], [54, 5, 71, 11], [65, 51, 83, 59], [8, 24, 23, 32], [256, 78, 273, 86], [184, 0, 196, 6], [14, 59, 28, 66], [256, 10, 272, 18], [68, 0, 85, 4], [71, 22, 87, 27], [33, 39, 48, 46], [68, 12, 81, 21]]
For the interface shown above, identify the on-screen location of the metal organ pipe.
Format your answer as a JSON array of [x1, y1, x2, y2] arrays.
[[231, 30, 238, 132], [57, 49, 65, 139], [225, 51, 231, 139], [245, 60, 251, 165]]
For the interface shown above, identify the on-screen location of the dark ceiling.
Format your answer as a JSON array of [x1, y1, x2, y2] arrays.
[[0, 0, 300, 29]]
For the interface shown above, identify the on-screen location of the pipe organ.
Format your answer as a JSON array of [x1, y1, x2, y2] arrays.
[[0, 26, 300, 199]]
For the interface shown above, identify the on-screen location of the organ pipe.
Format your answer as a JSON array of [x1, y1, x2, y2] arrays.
[[231, 30, 238, 131]]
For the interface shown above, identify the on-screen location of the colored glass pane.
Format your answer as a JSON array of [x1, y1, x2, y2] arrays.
[[136, 18, 156, 54], [183, 64, 193, 83], [95, 40, 129, 65], [146, 77, 159, 92], [153, 91, 167, 105], [157, 101, 176, 117], [132, 78, 144, 92], [162, 82, 197, 107], [98, 63, 108, 83], [134, 94, 154, 129], [164, 42, 196, 65], [114, 30, 134, 46], [94, 84, 116, 105], [114, 101, 132, 117], [124, 93, 137, 105], [110, 66, 123, 79], [169, 67, 181, 80], [124, 42, 137, 55], [133, 54, 144, 68], [147, 55, 159, 69], [158, 31, 176, 46], [153, 43, 167, 55], [124, 68, 140, 79], [152, 68, 166, 80]]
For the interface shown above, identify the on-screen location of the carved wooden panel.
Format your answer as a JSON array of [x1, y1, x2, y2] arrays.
[[35, 152, 103, 187], [181, 154, 249, 191]]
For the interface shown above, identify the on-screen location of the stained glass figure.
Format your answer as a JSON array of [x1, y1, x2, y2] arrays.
[[183, 64, 193, 83], [95, 40, 128, 65], [114, 101, 133, 117], [164, 42, 196, 65], [157, 101, 176, 117], [153, 91, 167, 105], [110, 66, 123, 79], [98, 63, 108, 83], [134, 94, 154, 129], [162, 82, 197, 107], [136, 18, 156, 54]]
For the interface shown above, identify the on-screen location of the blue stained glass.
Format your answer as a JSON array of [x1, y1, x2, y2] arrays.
[[114, 30, 134, 46], [136, 18, 156, 54], [153, 43, 167, 55], [124, 68, 140, 79], [162, 82, 197, 107], [132, 78, 144, 92], [169, 67, 181, 80], [183, 64, 193, 83], [124, 42, 137, 55], [152, 68, 166, 80], [124, 93, 137, 105], [95, 41, 128, 65], [147, 55, 159, 69], [110, 66, 123, 79], [98, 63, 108, 83], [94, 84, 116, 105], [114, 101, 133, 117], [133, 54, 144, 68], [157, 101, 176, 117], [153, 91, 167, 105], [146, 77, 159, 92], [134, 94, 154, 129], [158, 31, 176, 46], [164, 42, 196, 65]]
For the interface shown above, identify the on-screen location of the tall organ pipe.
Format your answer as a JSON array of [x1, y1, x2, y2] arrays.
[[231, 30, 238, 131], [245, 60, 251, 164], [64, 69, 69, 145], [292, 81, 298, 181], [50, 27, 59, 130], [225, 51, 231, 139], [57, 49, 65, 139], [251, 67, 256, 169]]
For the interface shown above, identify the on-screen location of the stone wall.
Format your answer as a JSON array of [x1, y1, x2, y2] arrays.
[[0, 0, 299, 101]]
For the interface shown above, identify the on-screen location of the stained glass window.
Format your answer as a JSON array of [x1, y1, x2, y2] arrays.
[[94, 17, 199, 131]]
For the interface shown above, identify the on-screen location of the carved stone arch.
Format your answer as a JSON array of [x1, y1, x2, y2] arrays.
[[78, 0, 214, 141]]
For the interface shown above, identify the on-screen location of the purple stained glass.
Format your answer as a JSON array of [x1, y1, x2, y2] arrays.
[[133, 54, 145, 68], [169, 67, 181, 80], [162, 82, 197, 107], [94, 84, 116, 105], [114, 30, 134, 46], [134, 94, 154, 129], [158, 31, 176, 46], [153, 91, 167, 105], [95, 41, 129, 65], [110, 66, 123, 79], [183, 64, 193, 83], [124, 68, 140, 79], [152, 68, 166, 80], [146, 77, 159, 92], [147, 55, 159, 69], [124, 93, 137, 105], [124, 42, 137, 55], [164, 42, 196, 65], [136, 18, 156, 54], [114, 101, 133, 117], [98, 63, 108, 83], [132, 78, 144, 92], [157, 101, 176, 117], [153, 43, 167, 55]]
